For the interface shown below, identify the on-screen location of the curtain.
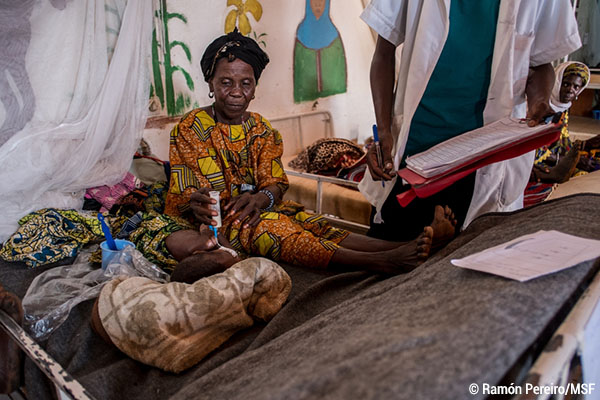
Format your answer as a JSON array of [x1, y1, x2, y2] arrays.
[[586, 0, 600, 67], [0, 0, 153, 241]]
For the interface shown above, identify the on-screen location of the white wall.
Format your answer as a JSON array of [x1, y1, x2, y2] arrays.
[[145, 0, 376, 159]]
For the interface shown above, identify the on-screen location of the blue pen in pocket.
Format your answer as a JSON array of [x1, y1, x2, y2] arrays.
[[372, 124, 385, 187]]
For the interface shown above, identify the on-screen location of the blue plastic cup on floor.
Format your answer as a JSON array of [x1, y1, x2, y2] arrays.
[[101, 239, 135, 270], [593, 110, 600, 120]]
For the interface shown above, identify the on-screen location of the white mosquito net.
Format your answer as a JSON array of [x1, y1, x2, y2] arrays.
[[0, 0, 153, 241]]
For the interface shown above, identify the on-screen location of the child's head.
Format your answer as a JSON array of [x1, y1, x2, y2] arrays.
[[167, 225, 241, 283], [166, 226, 219, 261]]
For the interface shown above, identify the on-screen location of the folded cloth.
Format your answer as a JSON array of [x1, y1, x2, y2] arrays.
[[97, 257, 292, 373], [86, 172, 142, 213], [288, 138, 364, 175], [0, 208, 125, 268]]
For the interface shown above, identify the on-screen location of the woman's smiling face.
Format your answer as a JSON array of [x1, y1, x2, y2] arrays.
[[209, 57, 256, 125]]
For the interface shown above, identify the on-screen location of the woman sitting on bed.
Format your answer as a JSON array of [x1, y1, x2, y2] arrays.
[[165, 29, 457, 274], [530, 62, 599, 184]]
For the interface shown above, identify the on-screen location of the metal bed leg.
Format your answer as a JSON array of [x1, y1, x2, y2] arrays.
[[0, 310, 96, 400], [514, 268, 600, 400]]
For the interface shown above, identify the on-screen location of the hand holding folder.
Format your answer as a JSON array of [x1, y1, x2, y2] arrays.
[[396, 116, 564, 207]]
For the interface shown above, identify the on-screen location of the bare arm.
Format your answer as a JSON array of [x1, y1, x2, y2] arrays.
[[368, 35, 397, 180], [526, 63, 555, 127]]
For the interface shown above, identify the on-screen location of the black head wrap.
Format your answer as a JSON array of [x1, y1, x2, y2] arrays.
[[200, 28, 270, 83]]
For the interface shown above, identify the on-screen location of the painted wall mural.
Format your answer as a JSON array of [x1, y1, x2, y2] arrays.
[[150, 0, 266, 116], [225, 0, 263, 35], [293, 0, 347, 103], [150, 0, 196, 116], [225, 0, 267, 50]]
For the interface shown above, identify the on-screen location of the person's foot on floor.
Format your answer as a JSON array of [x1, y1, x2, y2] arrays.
[[0, 284, 24, 394], [537, 143, 582, 184]]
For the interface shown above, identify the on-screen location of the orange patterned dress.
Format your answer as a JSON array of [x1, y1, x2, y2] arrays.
[[165, 108, 349, 268]]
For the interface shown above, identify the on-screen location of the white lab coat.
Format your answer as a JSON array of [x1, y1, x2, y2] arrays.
[[359, 0, 581, 228]]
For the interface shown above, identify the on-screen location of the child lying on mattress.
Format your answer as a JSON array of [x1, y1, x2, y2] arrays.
[[0, 197, 455, 383], [89, 250, 292, 373], [0, 227, 292, 383]]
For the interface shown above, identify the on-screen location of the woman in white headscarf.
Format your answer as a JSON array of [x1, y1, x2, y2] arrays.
[[530, 61, 591, 183]]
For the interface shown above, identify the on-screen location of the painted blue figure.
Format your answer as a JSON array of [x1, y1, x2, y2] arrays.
[[293, 0, 347, 103]]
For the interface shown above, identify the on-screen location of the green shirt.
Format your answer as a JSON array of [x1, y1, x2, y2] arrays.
[[404, 0, 501, 160]]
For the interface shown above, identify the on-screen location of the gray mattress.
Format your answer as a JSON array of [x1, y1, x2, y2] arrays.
[[1, 193, 599, 400]]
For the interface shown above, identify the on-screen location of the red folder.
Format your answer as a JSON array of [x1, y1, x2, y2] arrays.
[[396, 124, 562, 207]]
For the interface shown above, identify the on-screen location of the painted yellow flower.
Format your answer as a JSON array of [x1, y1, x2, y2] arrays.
[[225, 0, 263, 35]]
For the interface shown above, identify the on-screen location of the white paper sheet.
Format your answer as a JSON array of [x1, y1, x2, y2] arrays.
[[451, 230, 600, 282]]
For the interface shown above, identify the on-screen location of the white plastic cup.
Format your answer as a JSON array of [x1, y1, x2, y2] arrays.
[[209, 190, 222, 227], [100, 239, 135, 270]]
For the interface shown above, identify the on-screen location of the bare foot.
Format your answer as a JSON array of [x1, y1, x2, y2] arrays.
[[430, 205, 457, 248], [379, 226, 433, 273], [0, 284, 24, 394], [536, 144, 582, 184]]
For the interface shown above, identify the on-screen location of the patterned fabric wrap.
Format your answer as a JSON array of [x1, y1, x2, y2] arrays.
[[0, 206, 189, 273], [288, 138, 365, 175], [534, 112, 600, 177], [127, 212, 194, 273], [523, 182, 555, 208], [110, 181, 169, 216], [165, 109, 349, 268], [535, 112, 572, 166], [563, 63, 590, 86], [85, 172, 141, 213], [97, 257, 291, 373], [0, 209, 125, 268]]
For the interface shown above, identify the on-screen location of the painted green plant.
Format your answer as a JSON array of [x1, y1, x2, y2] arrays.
[[225, 0, 263, 35], [251, 31, 268, 48], [151, 0, 196, 115]]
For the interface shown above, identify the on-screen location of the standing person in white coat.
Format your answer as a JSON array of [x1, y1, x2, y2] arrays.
[[359, 0, 582, 241]]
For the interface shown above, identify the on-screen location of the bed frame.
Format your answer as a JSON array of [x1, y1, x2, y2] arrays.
[[2, 194, 600, 400], [0, 310, 94, 400], [2, 250, 599, 400], [269, 110, 370, 232]]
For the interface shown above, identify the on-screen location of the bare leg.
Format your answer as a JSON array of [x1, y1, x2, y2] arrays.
[[329, 226, 433, 274], [90, 296, 115, 347], [338, 233, 405, 252], [0, 284, 24, 394], [339, 205, 456, 251]]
